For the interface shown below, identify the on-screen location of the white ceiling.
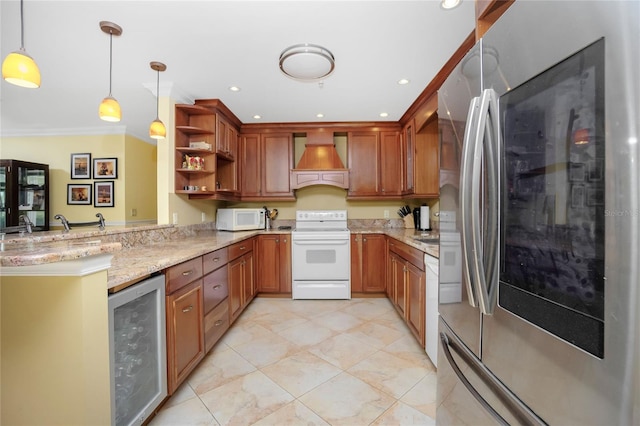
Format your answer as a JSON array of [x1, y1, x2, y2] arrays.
[[0, 0, 475, 142]]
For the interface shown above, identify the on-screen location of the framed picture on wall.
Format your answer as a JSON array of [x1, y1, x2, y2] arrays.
[[70, 153, 91, 179], [93, 158, 118, 179], [94, 181, 114, 207], [67, 184, 92, 205]]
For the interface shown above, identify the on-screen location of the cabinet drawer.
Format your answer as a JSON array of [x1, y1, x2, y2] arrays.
[[166, 257, 203, 294], [203, 247, 228, 275], [229, 240, 253, 260], [203, 266, 229, 313], [388, 238, 424, 270], [204, 300, 229, 353]]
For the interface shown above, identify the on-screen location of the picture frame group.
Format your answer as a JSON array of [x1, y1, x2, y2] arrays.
[[67, 182, 114, 207]]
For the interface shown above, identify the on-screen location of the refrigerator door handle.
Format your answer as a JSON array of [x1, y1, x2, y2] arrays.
[[440, 331, 547, 426], [460, 96, 481, 308], [470, 88, 500, 315]]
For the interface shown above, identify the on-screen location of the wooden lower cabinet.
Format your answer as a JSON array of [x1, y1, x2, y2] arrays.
[[351, 234, 386, 293], [203, 249, 229, 353], [256, 234, 292, 293], [228, 239, 256, 323], [388, 238, 426, 347], [166, 278, 205, 395]]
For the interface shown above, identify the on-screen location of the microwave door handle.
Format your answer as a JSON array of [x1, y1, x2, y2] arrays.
[[472, 89, 500, 315], [460, 96, 482, 308]]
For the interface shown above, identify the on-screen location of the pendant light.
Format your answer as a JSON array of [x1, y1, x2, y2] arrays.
[[99, 21, 123, 122], [2, 0, 41, 88], [149, 61, 167, 139]]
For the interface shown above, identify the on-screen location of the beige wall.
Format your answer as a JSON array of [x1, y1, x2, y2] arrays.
[[0, 133, 157, 226]]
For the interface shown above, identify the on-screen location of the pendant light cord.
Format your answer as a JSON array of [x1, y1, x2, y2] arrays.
[[108, 32, 113, 96], [19, 0, 25, 49], [156, 70, 160, 118]]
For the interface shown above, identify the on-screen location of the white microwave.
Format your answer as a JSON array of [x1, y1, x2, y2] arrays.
[[216, 208, 265, 231]]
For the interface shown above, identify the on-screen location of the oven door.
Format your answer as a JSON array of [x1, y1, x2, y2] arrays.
[[291, 233, 350, 281]]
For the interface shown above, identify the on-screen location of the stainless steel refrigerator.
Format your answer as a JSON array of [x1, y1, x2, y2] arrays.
[[437, 1, 639, 424]]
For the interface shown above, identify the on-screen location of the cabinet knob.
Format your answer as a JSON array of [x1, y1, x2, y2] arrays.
[[182, 305, 194, 313], [284, 238, 287, 243], [214, 320, 224, 327], [213, 284, 222, 290], [363, 238, 367, 242], [182, 269, 194, 276], [276, 239, 279, 243], [212, 257, 220, 262], [240, 246, 246, 250]]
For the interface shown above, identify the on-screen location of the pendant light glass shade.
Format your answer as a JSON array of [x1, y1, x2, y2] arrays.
[[99, 96, 122, 122], [149, 118, 166, 139], [99, 21, 122, 122], [2, 0, 41, 88], [149, 61, 167, 139]]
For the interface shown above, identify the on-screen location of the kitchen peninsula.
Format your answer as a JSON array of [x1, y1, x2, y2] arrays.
[[0, 222, 438, 425]]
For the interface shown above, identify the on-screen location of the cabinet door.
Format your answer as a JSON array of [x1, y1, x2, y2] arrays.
[[216, 115, 229, 156], [362, 234, 387, 292], [414, 119, 440, 197], [279, 235, 292, 293], [389, 252, 406, 316], [240, 134, 262, 197], [379, 131, 402, 196], [257, 235, 280, 293], [262, 134, 293, 197], [347, 132, 380, 196], [406, 262, 425, 346], [228, 257, 244, 322], [242, 251, 255, 305], [167, 279, 204, 394], [403, 120, 415, 194], [350, 235, 363, 293]]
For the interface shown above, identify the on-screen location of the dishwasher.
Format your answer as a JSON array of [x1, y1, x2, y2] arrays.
[[108, 274, 167, 426]]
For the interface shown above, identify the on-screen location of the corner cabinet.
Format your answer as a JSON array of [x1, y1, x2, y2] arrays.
[[0, 160, 49, 231], [174, 103, 240, 200]]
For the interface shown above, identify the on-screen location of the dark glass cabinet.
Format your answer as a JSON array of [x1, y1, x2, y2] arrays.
[[0, 160, 50, 232]]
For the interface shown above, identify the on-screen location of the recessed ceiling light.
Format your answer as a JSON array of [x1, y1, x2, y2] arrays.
[[229, 86, 241, 92], [379, 112, 389, 118], [398, 79, 410, 85], [441, 0, 461, 10], [316, 113, 324, 118], [253, 115, 261, 119]]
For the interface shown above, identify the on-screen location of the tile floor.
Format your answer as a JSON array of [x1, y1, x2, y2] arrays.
[[150, 297, 437, 426]]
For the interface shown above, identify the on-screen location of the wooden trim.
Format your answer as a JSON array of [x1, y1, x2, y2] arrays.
[[194, 98, 243, 128], [476, 0, 514, 40], [399, 31, 475, 127], [240, 121, 401, 134]]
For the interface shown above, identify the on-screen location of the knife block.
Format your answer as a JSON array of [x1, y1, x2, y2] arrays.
[[403, 215, 415, 229]]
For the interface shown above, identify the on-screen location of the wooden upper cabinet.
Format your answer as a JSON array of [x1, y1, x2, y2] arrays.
[[413, 118, 440, 197], [348, 131, 380, 197], [240, 133, 261, 197], [261, 133, 294, 198], [402, 120, 415, 195], [380, 131, 402, 196]]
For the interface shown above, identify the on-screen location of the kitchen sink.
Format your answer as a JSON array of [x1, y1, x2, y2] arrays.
[[413, 237, 439, 244]]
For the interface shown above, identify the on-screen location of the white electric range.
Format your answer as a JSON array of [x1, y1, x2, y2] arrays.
[[291, 210, 351, 299]]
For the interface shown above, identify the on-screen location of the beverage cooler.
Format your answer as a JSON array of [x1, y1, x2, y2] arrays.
[[108, 274, 167, 426]]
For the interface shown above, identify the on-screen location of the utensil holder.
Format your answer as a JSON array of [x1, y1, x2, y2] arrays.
[[403, 215, 415, 229]]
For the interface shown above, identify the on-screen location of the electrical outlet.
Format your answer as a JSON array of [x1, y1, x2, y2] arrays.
[[383, 209, 389, 218], [172, 213, 178, 224], [131, 208, 137, 217], [201, 212, 206, 222]]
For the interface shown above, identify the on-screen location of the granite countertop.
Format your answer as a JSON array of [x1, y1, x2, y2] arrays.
[[0, 224, 439, 289]]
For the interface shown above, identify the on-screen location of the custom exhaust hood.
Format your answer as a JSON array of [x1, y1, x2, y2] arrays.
[[290, 129, 349, 189]]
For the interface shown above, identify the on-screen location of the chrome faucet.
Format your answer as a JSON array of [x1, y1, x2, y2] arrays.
[[54, 214, 71, 232], [19, 215, 34, 234]]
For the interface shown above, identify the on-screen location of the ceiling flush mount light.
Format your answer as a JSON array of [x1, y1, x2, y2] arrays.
[[279, 43, 335, 81], [149, 61, 167, 140], [441, 0, 462, 10], [2, 0, 41, 88], [99, 21, 123, 122]]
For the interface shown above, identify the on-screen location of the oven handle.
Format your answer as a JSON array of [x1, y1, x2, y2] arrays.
[[291, 239, 350, 245]]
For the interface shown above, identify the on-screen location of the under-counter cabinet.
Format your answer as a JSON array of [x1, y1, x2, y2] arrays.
[[388, 238, 426, 346], [165, 257, 205, 395], [228, 239, 256, 323], [256, 234, 292, 294], [202, 248, 230, 353], [351, 234, 386, 293]]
